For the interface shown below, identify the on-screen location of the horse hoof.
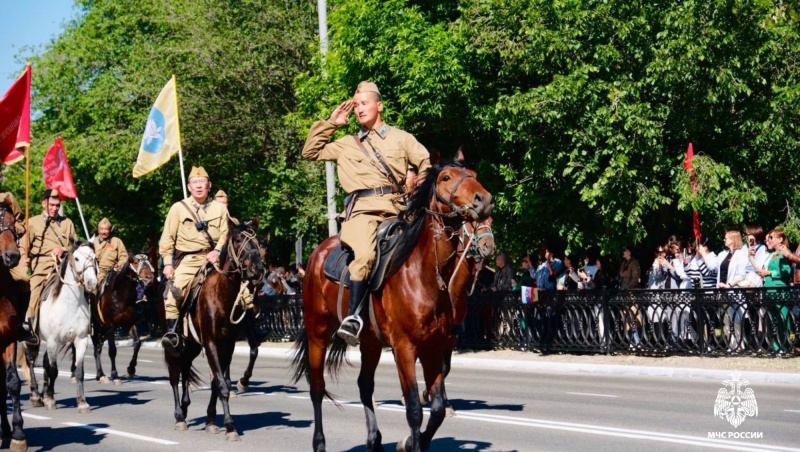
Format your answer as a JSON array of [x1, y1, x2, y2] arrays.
[[174, 421, 188, 431], [10, 438, 27, 452], [206, 424, 220, 434], [229, 391, 237, 399], [44, 399, 57, 410], [113, 379, 122, 386], [70, 376, 78, 384], [98, 376, 110, 384], [445, 405, 456, 417], [225, 432, 240, 442], [77, 403, 91, 414], [125, 372, 135, 378], [237, 379, 248, 392], [396, 435, 410, 451], [29, 397, 43, 408]]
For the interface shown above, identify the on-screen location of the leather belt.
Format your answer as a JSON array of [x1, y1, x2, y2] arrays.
[[351, 185, 397, 198]]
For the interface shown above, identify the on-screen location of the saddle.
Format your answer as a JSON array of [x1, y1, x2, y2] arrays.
[[164, 264, 212, 341], [323, 218, 406, 291]]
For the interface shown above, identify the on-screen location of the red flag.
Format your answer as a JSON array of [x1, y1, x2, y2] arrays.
[[684, 143, 701, 241], [0, 63, 31, 165], [42, 137, 78, 199]]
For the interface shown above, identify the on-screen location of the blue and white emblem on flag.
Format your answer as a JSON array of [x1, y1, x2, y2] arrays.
[[141, 108, 166, 154]]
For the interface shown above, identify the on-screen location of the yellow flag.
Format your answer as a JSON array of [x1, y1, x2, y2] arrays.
[[133, 75, 182, 178]]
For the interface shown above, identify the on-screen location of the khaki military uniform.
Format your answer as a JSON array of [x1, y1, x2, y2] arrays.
[[302, 120, 430, 281], [0, 192, 29, 286], [159, 197, 229, 319], [20, 213, 76, 319], [94, 236, 129, 286]]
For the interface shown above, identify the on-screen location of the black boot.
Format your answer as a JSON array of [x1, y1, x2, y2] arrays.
[[337, 280, 369, 347], [19, 318, 39, 346], [161, 319, 181, 357]]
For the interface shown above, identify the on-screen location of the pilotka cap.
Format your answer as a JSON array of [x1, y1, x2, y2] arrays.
[[188, 166, 209, 180], [355, 81, 381, 97]]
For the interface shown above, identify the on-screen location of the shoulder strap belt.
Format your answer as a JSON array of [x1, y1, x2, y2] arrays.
[[353, 135, 404, 194], [179, 201, 216, 251]]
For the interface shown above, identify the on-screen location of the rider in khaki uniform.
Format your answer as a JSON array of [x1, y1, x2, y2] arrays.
[[159, 166, 229, 354], [19, 189, 77, 344], [94, 218, 129, 291], [302, 81, 431, 346]]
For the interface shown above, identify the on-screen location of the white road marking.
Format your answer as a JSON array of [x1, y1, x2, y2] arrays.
[[323, 399, 798, 451], [62, 422, 178, 445], [288, 395, 309, 400], [784, 409, 800, 413], [565, 392, 618, 398], [21, 413, 51, 420], [138, 360, 153, 363]]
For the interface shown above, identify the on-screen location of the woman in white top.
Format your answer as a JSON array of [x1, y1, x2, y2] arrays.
[[699, 230, 749, 352]]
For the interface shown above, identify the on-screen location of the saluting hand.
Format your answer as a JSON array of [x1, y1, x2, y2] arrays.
[[329, 101, 355, 126]]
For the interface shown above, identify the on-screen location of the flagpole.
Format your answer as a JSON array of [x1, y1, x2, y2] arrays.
[[178, 148, 187, 199], [73, 197, 90, 240], [172, 74, 188, 199], [24, 147, 29, 240]]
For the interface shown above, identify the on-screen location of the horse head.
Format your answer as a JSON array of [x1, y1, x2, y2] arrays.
[[413, 155, 493, 223], [71, 241, 98, 292], [131, 253, 155, 287], [460, 216, 496, 261], [225, 217, 265, 283], [0, 194, 20, 268]]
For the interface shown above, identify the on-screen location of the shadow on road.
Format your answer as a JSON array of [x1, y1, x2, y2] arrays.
[[24, 424, 109, 451], [85, 388, 154, 409], [341, 437, 509, 452], [448, 398, 524, 412], [184, 411, 312, 432]]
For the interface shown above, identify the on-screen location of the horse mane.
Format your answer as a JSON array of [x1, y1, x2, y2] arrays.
[[109, 253, 137, 291], [392, 159, 467, 273], [44, 241, 88, 301], [218, 223, 250, 272]]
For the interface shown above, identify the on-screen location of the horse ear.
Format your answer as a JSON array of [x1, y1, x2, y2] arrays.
[[453, 147, 465, 163], [0, 193, 10, 207], [429, 148, 441, 166]]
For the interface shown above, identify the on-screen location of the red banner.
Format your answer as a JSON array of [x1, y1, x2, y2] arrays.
[[42, 137, 77, 199], [684, 143, 701, 242], [0, 63, 31, 165]]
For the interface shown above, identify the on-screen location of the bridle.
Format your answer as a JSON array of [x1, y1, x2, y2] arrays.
[[458, 220, 494, 260], [0, 206, 18, 243], [214, 227, 263, 282], [427, 166, 477, 219], [129, 253, 155, 285], [56, 244, 98, 288]]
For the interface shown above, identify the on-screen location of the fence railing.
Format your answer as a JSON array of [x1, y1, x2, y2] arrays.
[[137, 287, 800, 356]]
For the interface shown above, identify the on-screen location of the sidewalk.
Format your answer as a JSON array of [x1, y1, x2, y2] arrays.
[[126, 339, 800, 384]]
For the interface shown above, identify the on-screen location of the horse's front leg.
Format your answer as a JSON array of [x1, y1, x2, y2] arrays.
[[107, 334, 121, 384], [23, 343, 42, 407], [206, 341, 239, 441], [0, 354, 8, 447], [238, 322, 259, 393], [41, 348, 57, 410], [4, 344, 26, 452], [91, 327, 108, 383], [419, 346, 447, 451], [73, 336, 91, 413], [165, 353, 188, 431], [358, 339, 384, 452], [394, 343, 423, 452], [127, 325, 141, 378]]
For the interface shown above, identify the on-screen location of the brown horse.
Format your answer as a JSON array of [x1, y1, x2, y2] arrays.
[[92, 253, 155, 384], [0, 197, 26, 451], [163, 220, 264, 441], [291, 158, 495, 451]]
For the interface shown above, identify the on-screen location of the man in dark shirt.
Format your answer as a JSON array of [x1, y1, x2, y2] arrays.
[[491, 252, 515, 292]]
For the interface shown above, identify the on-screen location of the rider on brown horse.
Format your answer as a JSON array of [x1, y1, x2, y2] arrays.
[[301, 80, 431, 346], [93, 217, 129, 295], [159, 166, 230, 355]]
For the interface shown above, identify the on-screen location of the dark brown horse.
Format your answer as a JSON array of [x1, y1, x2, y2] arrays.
[[0, 196, 26, 451], [291, 158, 495, 451], [163, 220, 264, 441], [92, 253, 156, 384]]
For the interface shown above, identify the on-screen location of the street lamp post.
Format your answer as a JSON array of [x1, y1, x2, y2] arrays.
[[318, 0, 338, 237]]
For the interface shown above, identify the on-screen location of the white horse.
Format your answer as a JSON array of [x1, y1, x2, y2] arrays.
[[24, 241, 97, 413]]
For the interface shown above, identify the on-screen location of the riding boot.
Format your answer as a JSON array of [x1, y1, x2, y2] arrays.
[[161, 318, 181, 357], [337, 280, 369, 347], [19, 318, 39, 346]]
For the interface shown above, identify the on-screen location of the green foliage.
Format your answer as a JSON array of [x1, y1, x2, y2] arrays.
[[3, 0, 324, 261]]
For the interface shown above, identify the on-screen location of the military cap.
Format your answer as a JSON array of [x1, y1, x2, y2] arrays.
[[214, 190, 228, 199], [98, 217, 112, 228], [188, 166, 209, 180], [42, 188, 59, 200], [355, 81, 381, 98]]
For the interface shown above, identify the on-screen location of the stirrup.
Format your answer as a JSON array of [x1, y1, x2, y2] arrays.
[[336, 315, 364, 347], [161, 332, 182, 357]]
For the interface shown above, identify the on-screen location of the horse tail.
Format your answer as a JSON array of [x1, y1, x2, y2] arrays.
[[289, 329, 309, 385], [324, 334, 350, 382]]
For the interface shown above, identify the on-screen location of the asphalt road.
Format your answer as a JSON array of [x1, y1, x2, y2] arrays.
[[15, 343, 800, 451]]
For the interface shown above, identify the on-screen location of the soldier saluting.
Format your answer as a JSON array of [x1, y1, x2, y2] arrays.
[[301, 81, 431, 346], [19, 189, 77, 345], [159, 166, 230, 355]]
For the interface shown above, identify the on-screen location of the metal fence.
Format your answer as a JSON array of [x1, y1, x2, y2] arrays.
[[137, 287, 800, 356]]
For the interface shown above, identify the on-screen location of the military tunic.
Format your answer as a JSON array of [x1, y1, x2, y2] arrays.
[[159, 197, 229, 319], [20, 212, 76, 319], [94, 236, 129, 286], [302, 119, 430, 281]]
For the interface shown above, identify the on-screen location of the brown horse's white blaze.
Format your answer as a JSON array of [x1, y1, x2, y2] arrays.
[[292, 159, 495, 452]]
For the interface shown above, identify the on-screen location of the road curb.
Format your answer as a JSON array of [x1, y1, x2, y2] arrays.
[[119, 339, 800, 384]]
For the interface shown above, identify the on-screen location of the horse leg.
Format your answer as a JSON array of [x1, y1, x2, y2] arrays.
[[238, 325, 259, 393], [68, 343, 77, 384], [91, 327, 108, 384], [441, 345, 455, 417], [4, 343, 26, 452], [41, 348, 57, 410], [395, 344, 423, 452], [166, 354, 188, 431], [206, 342, 239, 441], [23, 344, 43, 407], [308, 332, 329, 452], [419, 348, 446, 451], [206, 360, 220, 435], [73, 337, 91, 413], [358, 341, 384, 452], [127, 325, 141, 378], [107, 333, 121, 384], [0, 350, 8, 447]]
